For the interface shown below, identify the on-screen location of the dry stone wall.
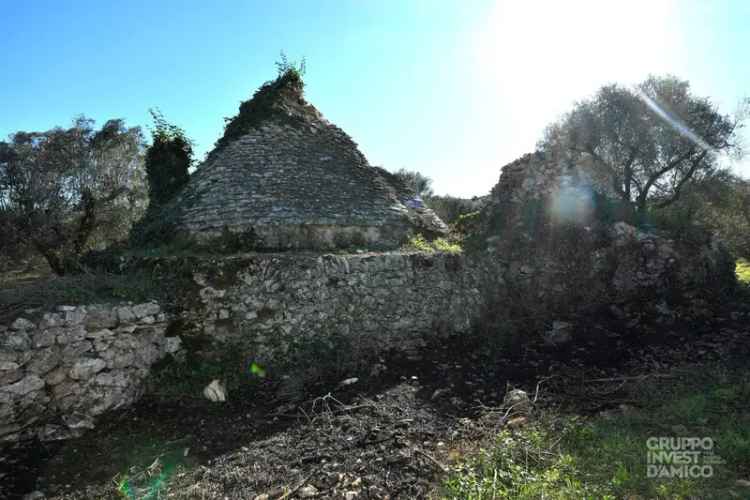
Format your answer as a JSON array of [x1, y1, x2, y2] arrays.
[[172, 251, 482, 363], [1, 252, 483, 444], [0, 302, 175, 443]]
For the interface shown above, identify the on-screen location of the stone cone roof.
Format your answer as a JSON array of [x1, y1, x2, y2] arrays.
[[165, 73, 447, 250]]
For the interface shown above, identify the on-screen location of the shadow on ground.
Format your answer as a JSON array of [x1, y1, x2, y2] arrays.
[[4, 300, 750, 499]]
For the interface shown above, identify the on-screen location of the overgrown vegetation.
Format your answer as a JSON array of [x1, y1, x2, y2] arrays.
[[393, 168, 434, 198], [540, 75, 747, 218], [403, 234, 463, 254], [144, 109, 192, 207], [0, 117, 147, 275], [443, 365, 750, 499], [428, 196, 487, 226], [649, 171, 750, 259], [213, 52, 307, 155]]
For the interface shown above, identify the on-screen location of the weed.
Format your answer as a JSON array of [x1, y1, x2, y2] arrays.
[[443, 365, 750, 499]]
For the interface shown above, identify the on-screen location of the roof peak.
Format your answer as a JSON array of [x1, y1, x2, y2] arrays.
[[212, 69, 319, 155]]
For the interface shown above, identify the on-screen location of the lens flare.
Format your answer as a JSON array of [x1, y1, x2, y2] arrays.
[[635, 90, 712, 151], [549, 175, 595, 224], [249, 362, 267, 378]]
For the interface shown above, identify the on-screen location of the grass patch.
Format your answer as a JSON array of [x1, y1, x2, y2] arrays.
[[403, 234, 463, 255], [443, 365, 750, 499]]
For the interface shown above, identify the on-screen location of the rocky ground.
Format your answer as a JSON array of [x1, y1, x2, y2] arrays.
[[3, 300, 750, 500]]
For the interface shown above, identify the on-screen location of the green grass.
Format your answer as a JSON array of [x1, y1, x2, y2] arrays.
[[736, 259, 750, 285], [403, 234, 463, 255], [442, 365, 750, 499]]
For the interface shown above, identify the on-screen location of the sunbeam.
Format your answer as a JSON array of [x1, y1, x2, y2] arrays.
[[636, 89, 713, 151]]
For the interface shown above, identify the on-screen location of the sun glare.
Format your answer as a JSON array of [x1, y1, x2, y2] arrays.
[[473, 0, 685, 151]]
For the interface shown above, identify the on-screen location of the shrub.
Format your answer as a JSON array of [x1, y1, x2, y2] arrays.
[[144, 109, 192, 207], [403, 234, 462, 254]]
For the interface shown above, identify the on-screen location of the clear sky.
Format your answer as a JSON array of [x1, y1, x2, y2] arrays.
[[2, 0, 748, 197]]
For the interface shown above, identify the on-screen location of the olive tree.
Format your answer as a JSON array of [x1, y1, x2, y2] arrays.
[[0, 117, 146, 275], [393, 168, 434, 198], [540, 75, 745, 216]]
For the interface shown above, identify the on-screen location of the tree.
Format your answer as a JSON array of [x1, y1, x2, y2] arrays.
[[0, 117, 145, 275], [393, 168, 434, 198], [144, 109, 192, 207], [540, 75, 745, 216], [656, 170, 750, 257], [427, 195, 487, 225]]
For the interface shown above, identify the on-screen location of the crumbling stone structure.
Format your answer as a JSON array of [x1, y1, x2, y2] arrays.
[[0, 253, 481, 443], [474, 151, 736, 335], [0, 302, 176, 442], [174, 251, 481, 362], [154, 72, 447, 250]]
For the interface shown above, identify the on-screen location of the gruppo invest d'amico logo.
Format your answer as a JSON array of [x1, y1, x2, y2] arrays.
[[646, 436, 724, 479]]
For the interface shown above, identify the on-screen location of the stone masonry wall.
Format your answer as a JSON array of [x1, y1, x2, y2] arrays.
[[174, 251, 482, 363], [0, 302, 175, 443], [0, 252, 482, 444]]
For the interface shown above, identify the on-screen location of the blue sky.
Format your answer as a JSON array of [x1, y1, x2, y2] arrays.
[[2, 0, 749, 197]]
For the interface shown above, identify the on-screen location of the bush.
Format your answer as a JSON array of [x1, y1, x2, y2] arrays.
[[426, 195, 487, 225], [144, 109, 192, 207]]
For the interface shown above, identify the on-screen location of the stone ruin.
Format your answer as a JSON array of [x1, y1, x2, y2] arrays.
[[0, 303, 175, 443], [152, 71, 448, 250], [474, 150, 736, 338], [0, 77, 738, 448]]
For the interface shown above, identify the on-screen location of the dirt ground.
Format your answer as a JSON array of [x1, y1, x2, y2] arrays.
[[2, 301, 749, 499]]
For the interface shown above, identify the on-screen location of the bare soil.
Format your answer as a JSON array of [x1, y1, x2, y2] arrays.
[[3, 302, 749, 499]]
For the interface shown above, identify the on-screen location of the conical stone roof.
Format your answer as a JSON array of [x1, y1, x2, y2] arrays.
[[165, 71, 447, 250]]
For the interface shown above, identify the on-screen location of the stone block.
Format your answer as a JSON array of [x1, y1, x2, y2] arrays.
[[3, 332, 31, 351], [10, 317, 35, 331], [64, 308, 87, 326], [4, 375, 45, 396], [86, 329, 115, 340], [115, 306, 135, 323], [33, 329, 57, 348], [26, 347, 60, 375], [84, 305, 117, 329], [69, 358, 106, 380], [132, 302, 160, 318]]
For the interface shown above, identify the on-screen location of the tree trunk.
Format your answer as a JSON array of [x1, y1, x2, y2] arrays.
[[33, 243, 67, 276], [73, 190, 97, 256]]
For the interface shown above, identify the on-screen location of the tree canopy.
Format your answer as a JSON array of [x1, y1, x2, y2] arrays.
[[540, 75, 746, 216], [0, 117, 146, 274], [393, 168, 434, 198]]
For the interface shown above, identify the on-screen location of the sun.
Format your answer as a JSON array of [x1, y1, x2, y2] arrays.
[[474, 0, 684, 122]]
